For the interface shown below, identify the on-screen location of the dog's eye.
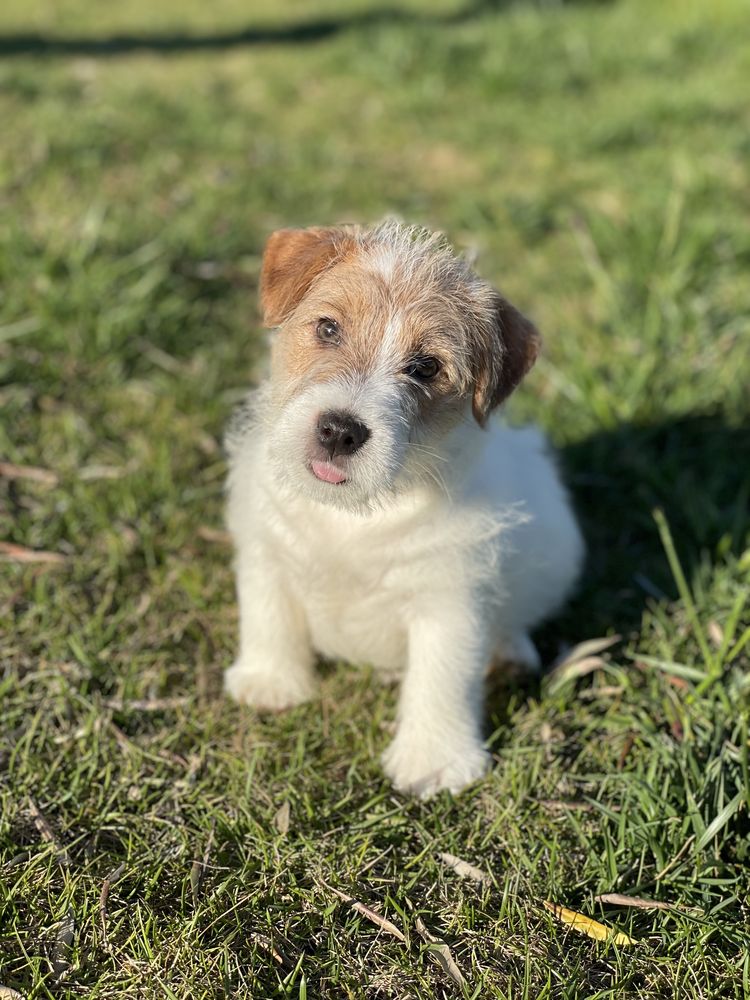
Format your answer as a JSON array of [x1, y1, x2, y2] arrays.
[[404, 356, 441, 381], [316, 318, 341, 345]]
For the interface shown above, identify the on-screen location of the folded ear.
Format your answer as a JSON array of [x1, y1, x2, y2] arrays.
[[260, 227, 354, 327], [472, 292, 541, 425]]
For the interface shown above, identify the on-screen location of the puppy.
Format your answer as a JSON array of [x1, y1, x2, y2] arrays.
[[224, 222, 583, 797]]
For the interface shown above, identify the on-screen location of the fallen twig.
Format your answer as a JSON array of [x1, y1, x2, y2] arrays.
[[594, 892, 671, 911], [321, 880, 406, 942]]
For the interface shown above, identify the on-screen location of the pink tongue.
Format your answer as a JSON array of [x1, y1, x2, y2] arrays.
[[311, 460, 347, 485]]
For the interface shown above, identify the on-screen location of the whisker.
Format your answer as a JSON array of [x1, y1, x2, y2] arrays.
[[408, 456, 452, 501], [408, 442, 449, 464]]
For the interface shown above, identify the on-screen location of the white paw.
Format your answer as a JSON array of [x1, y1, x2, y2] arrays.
[[381, 734, 490, 799], [224, 659, 315, 712], [494, 633, 542, 676]]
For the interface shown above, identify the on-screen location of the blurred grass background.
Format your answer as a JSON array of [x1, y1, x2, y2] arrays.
[[1, 0, 749, 997]]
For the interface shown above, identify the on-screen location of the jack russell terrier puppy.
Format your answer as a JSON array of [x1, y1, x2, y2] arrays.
[[224, 222, 583, 798]]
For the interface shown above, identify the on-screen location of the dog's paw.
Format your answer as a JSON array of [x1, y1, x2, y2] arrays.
[[493, 633, 542, 676], [224, 659, 315, 712], [381, 734, 490, 799]]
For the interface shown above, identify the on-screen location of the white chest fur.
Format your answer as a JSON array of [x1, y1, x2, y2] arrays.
[[228, 419, 582, 661], [225, 416, 583, 797]]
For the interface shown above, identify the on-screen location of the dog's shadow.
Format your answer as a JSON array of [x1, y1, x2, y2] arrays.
[[487, 411, 750, 722]]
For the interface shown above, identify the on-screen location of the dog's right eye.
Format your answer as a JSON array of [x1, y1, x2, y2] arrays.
[[316, 318, 341, 345]]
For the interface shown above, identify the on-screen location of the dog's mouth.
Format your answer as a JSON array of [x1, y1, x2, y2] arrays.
[[310, 460, 347, 485]]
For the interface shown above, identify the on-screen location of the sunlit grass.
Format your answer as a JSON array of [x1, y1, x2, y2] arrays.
[[1, 0, 749, 996]]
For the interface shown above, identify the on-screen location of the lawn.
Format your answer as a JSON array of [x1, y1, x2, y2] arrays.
[[1, 0, 749, 996]]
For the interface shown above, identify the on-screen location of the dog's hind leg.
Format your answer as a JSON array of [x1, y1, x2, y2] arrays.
[[491, 633, 542, 676]]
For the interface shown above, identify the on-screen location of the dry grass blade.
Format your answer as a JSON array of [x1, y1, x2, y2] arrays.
[[0, 542, 66, 565], [136, 338, 184, 373], [546, 635, 620, 692], [595, 893, 672, 911], [274, 800, 291, 836], [0, 461, 58, 485], [51, 907, 75, 979], [437, 851, 491, 886], [78, 464, 128, 481], [549, 635, 621, 671], [543, 901, 637, 946], [538, 799, 606, 813], [578, 685, 625, 701], [0, 986, 26, 999], [197, 525, 232, 545], [251, 933, 293, 969], [0, 315, 40, 342], [655, 835, 695, 881], [549, 635, 622, 673], [27, 797, 70, 866], [189, 859, 202, 903], [415, 916, 467, 987], [190, 827, 215, 904], [104, 696, 190, 712], [252, 934, 284, 966], [321, 881, 406, 942], [707, 620, 724, 648], [99, 863, 126, 941], [27, 800, 75, 975]]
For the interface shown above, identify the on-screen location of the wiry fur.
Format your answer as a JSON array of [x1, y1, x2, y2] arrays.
[[224, 222, 583, 797]]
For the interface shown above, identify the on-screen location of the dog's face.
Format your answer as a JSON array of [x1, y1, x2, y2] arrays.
[[258, 224, 540, 511]]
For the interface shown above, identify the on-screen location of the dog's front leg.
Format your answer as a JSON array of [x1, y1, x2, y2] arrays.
[[224, 541, 315, 711], [381, 604, 490, 798]]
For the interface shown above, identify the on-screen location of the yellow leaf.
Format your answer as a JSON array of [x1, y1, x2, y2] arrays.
[[543, 901, 637, 946]]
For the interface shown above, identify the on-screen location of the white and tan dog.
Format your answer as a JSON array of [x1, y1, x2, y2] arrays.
[[224, 222, 583, 797]]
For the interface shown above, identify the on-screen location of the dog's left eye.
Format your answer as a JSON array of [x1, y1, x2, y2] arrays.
[[404, 356, 441, 381], [316, 318, 341, 345]]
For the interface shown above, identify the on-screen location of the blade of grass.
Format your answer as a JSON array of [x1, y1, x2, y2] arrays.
[[653, 509, 717, 676], [695, 791, 743, 852]]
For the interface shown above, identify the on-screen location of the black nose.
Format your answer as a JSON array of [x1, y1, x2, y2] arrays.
[[316, 410, 370, 458]]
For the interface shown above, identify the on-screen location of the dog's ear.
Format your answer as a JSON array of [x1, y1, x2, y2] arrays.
[[472, 292, 541, 426], [260, 227, 353, 327]]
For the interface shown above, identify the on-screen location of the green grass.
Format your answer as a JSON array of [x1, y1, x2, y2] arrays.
[[1, 0, 750, 996]]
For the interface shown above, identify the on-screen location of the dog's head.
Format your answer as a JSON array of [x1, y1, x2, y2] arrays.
[[258, 222, 540, 511]]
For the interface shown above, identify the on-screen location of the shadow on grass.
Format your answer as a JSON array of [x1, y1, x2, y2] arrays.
[[488, 411, 750, 719], [561, 412, 749, 634], [0, 0, 613, 58]]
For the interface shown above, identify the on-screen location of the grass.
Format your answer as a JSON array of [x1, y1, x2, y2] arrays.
[[1, 0, 750, 995]]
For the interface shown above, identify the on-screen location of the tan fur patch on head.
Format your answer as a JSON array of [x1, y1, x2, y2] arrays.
[[260, 227, 359, 327], [261, 222, 540, 422]]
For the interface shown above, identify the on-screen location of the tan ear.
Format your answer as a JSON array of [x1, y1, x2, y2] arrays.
[[260, 227, 353, 327], [472, 293, 541, 425]]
